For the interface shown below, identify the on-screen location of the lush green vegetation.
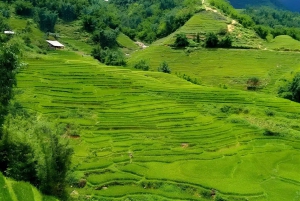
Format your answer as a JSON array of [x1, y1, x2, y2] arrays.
[[2, 0, 300, 200], [13, 50, 300, 201], [0, 172, 59, 201], [243, 6, 300, 40]]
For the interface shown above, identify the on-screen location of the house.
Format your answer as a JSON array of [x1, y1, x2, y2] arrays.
[[4, 31, 15, 34], [46, 40, 65, 49]]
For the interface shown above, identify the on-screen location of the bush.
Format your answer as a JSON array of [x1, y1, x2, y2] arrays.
[[158, 61, 171, 74], [134, 60, 150, 71], [263, 129, 279, 136], [289, 72, 300, 102], [218, 34, 232, 48], [15, 0, 33, 16], [92, 46, 126, 66], [173, 33, 189, 47], [278, 72, 300, 102], [247, 77, 260, 90], [205, 32, 219, 48]]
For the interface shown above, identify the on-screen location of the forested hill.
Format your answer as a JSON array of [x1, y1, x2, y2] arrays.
[[228, 0, 300, 12]]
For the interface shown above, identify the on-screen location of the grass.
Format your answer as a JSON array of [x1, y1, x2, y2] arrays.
[[264, 35, 300, 51], [128, 45, 300, 93], [117, 33, 138, 50], [12, 48, 300, 200], [0, 172, 58, 201]]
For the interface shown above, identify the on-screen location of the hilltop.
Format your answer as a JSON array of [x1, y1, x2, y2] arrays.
[[1, 0, 300, 201]]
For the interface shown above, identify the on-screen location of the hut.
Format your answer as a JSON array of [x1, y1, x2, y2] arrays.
[[46, 40, 65, 49]]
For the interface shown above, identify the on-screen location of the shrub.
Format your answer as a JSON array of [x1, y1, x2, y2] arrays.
[[15, 0, 33, 16], [263, 129, 280, 136], [218, 34, 232, 48], [173, 33, 189, 47], [158, 61, 171, 74], [278, 72, 300, 102], [92, 46, 126, 66], [205, 32, 219, 48], [289, 72, 300, 102], [134, 60, 150, 71], [247, 77, 260, 90]]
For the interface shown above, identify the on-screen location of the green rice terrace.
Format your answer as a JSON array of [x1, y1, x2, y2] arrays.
[[14, 49, 300, 200], [0, 172, 58, 201]]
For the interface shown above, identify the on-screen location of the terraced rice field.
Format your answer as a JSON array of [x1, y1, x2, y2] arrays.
[[15, 51, 300, 200], [128, 46, 300, 93], [0, 173, 58, 201]]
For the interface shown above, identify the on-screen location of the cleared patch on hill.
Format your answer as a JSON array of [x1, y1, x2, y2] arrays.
[[14, 50, 300, 200]]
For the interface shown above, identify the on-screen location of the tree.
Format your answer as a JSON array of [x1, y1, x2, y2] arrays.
[[288, 73, 300, 102], [92, 46, 126, 66], [219, 34, 232, 48], [36, 8, 58, 32], [158, 61, 171, 74], [0, 42, 20, 138], [205, 32, 219, 48], [15, 0, 33, 16], [174, 33, 189, 47], [59, 3, 77, 22], [92, 29, 118, 48]]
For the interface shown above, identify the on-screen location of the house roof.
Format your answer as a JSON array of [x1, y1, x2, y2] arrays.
[[4, 31, 15, 34], [46, 40, 64, 47]]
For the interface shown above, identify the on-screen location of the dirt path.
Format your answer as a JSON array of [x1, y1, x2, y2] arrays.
[[227, 20, 237, 33], [135, 41, 148, 49]]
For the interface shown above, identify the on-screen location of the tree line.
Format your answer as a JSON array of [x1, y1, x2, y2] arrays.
[[0, 37, 72, 199]]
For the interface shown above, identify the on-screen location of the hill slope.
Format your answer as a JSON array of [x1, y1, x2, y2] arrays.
[[12, 50, 300, 200], [0, 172, 58, 201]]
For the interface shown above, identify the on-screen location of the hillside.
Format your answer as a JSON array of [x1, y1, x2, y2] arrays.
[[12, 50, 300, 201], [2, 0, 300, 200], [0, 172, 58, 201]]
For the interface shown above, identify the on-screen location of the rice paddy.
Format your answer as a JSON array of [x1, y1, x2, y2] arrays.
[[14, 49, 300, 200]]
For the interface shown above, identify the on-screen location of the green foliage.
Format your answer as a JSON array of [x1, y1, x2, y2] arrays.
[[15, 0, 33, 16], [173, 33, 189, 48], [0, 15, 10, 32], [92, 46, 126, 66], [92, 29, 118, 49], [218, 34, 232, 48], [134, 60, 150, 71], [244, 6, 300, 41], [59, 2, 77, 22], [209, 0, 255, 28], [0, 42, 20, 137], [158, 61, 171, 74], [254, 25, 270, 39], [247, 77, 260, 90], [1, 110, 73, 199], [284, 73, 300, 102], [205, 32, 219, 48], [36, 8, 58, 32]]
